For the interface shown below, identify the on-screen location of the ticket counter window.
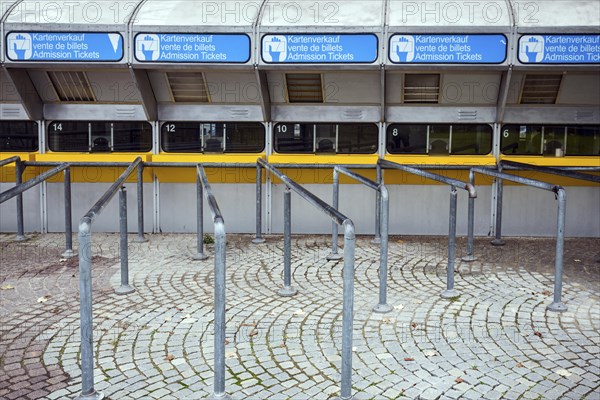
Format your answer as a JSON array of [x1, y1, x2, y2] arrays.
[[274, 123, 378, 154], [501, 125, 599, 156], [161, 122, 265, 153], [48, 122, 152, 152], [387, 124, 492, 155], [0, 121, 38, 151]]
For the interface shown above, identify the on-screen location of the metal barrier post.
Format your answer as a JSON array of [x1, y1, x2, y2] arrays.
[[279, 187, 297, 297], [212, 219, 229, 399], [491, 164, 505, 246], [327, 168, 342, 260], [441, 187, 460, 299], [340, 221, 356, 400], [193, 172, 209, 260], [116, 187, 135, 295], [76, 221, 101, 400], [62, 167, 74, 258], [253, 164, 265, 244], [462, 169, 477, 261], [134, 163, 148, 243], [15, 158, 26, 241], [548, 189, 568, 312], [373, 163, 382, 244], [373, 186, 392, 313]]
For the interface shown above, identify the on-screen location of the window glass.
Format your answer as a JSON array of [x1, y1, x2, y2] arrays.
[[337, 124, 378, 154], [274, 123, 378, 154], [501, 125, 600, 156], [451, 124, 493, 155], [387, 124, 492, 155], [48, 121, 152, 152], [0, 121, 38, 151], [161, 122, 264, 153], [274, 123, 314, 153], [48, 121, 89, 152]]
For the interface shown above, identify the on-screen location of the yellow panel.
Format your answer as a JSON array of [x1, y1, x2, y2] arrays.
[[0, 152, 36, 183], [268, 154, 378, 165], [152, 153, 265, 183], [500, 156, 600, 187], [36, 153, 152, 163]]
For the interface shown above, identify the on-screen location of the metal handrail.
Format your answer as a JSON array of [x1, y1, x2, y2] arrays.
[[332, 166, 392, 314], [0, 156, 20, 167], [378, 159, 477, 299], [501, 160, 600, 184], [0, 156, 25, 240], [255, 158, 356, 400], [0, 162, 73, 256], [470, 167, 568, 312], [196, 165, 229, 399], [76, 157, 142, 400]]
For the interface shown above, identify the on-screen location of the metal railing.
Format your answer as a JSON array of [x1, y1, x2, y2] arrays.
[[489, 161, 600, 246], [331, 166, 392, 313], [469, 167, 568, 312], [256, 158, 356, 400], [0, 156, 26, 241], [0, 161, 73, 257], [76, 157, 142, 400], [196, 165, 229, 399], [378, 160, 477, 299], [25, 160, 147, 243]]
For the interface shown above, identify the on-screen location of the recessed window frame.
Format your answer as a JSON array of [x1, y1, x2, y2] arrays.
[[500, 124, 600, 156], [47, 121, 152, 153], [273, 122, 378, 154], [386, 123, 493, 155]]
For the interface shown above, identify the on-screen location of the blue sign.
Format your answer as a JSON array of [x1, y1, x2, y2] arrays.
[[6, 32, 123, 62], [519, 35, 600, 64], [261, 34, 378, 63], [389, 34, 507, 64], [135, 34, 250, 63]]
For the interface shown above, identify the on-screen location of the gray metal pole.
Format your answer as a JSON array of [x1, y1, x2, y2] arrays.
[[463, 169, 477, 261], [327, 169, 342, 260], [212, 220, 230, 398], [340, 221, 356, 400], [547, 189, 568, 312], [441, 187, 460, 299], [279, 187, 297, 297], [15, 158, 26, 241], [491, 165, 505, 246], [373, 186, 392, 313], [134, 163, 147, 243], [193, 172, 209, 260], [62, 167, 74, 258], [252, 165, 265, 244], [116, 187, 135, 295], [372, 164, 382, 244], [75, 222, 103, 400]]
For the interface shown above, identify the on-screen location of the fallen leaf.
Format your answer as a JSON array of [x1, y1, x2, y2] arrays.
[[541, 290, 552, 296], [534, 331, 543, 338], [225, 350, 238, 359], [59, 258, 67, 263], [0, 284, 15, 290], [404, 357, 414, 361], [249, 329, 258, 337], [556, 369, 572, 377], [397, 240, 404, 244], [574, 259, 581, 262], [164, 354, 175, 361], [241, 321, 257, 327], [411, 323, 417, 329], [455, 377, 464, 384], [37, 295, 51, 303], [224, 339, 230, 345], [423, 350, 437, 357], [165, 317, 172, 322], [516, 363, 524, 368], [176, 307, 184, 311], [278, 343, 286, 348], [292, 309, 305, 316], [394, 304, 404, 311]]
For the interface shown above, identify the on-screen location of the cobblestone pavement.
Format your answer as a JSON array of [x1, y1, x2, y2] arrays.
[[1, 233, 599, 400]]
